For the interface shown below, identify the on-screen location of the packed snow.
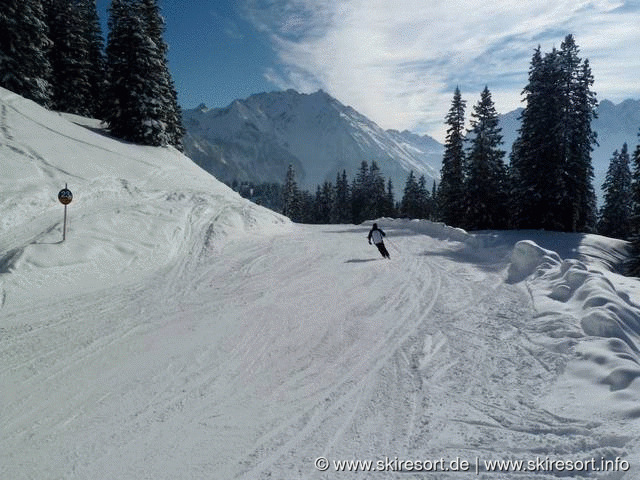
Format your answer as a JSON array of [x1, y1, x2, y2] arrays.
[[2, 87, 640, 479]]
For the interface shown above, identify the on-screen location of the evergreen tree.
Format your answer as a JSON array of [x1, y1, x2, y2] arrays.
[[80, 0, 107, 118], [417, 175, 431, 220], [631, 132, 640, 220], [511, 36, 597, 232], [463, 86, 508, 230], [298, 191, 315, 223], [314, 181, 334, 224], [597, 144, 632, 239], [511, 46, 564, 230], [431, 181, 438, 220], [45, 0, 93, 115], [105, 0, 183, 147], [559, 38, 598, 232], [0, 0, 52, 106], [438, 86, 466, 226], [368, 161, 387, 220], [384, 179, 396, 218], [400, 171, 420, 218], [138, 0, 184, 149], [351, 161, 369, 224], [627, 135, 640, 276], [282, 164, 300, 220], [332, 170, 351, 224]]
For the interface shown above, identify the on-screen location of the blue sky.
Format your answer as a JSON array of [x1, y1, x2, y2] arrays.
[[95, 0, 278, 110], [96, 0, 640, 142]]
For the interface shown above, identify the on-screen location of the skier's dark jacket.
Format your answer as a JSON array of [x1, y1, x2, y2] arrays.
[[368, 223, 386, 245]]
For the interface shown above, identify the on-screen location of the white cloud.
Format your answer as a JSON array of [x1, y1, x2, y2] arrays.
[[244, 0, 640, 142]]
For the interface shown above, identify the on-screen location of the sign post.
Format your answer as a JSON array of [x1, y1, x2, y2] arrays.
[[58, 184, 73, 242]]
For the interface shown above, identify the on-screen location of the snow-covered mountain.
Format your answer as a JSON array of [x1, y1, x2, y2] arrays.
[[3, 86, 640, 479], [183, 90, 443, 194], [498, 99, 640, 196]]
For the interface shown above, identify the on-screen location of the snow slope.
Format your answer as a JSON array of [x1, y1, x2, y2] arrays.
[[3, 88, 640, 479]]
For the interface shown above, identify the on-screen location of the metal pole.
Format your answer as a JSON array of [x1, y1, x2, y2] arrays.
[[63, 204, 67, 242], [62, 183, 68, 242]]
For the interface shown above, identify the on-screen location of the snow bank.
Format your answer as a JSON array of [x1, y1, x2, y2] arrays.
[[374, 218, 473, 244], [0, 87, 288, 305], [506, 240, 562, 284], [508, 236, 640, 417]]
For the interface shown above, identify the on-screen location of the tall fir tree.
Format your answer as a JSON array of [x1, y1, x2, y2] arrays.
[[384, 179, 396, 218], [0, 0, 52, 106], [511, 46, 564, 230], [463, 86, 508, 230], [628, 133, 640, 276], [511, 36, 597, 232], [45, 0, 93, 115], [438, 86, 467, 227], [368, 161, 387, 220], [597, 145, 632, 239], [314, 181, 334, 224], [559, 37, 598, 232], [417, 175, 431, 220], [400, 171, 420, 218], [105, 0, 183, 147], [80, 0, 107, 118], [351, 161, 369, 224], [332, 170, 351, 224], [138, 0, 184, 149], [631, 132, 640, 221], [282, 164, 300, 221]]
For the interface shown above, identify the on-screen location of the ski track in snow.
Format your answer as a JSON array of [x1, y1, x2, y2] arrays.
[[3, 219, 638, 480], [3, 87, 640, 479]]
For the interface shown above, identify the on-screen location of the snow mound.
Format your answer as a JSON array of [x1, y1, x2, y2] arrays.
[[507, 240, 562, 283], [512, 237, 640, 417], [379, 217, 473, 244], [0, 87, 289, 305]]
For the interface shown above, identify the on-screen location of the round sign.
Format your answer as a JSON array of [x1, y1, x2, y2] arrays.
[[58, 188, 73, 205]]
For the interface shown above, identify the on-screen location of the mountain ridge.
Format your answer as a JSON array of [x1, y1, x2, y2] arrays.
[[183, 90, 443, 196], [183, 90, 640, 198]]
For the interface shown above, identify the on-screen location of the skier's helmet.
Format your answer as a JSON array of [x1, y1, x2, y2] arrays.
[[373, 223, 377, 228]]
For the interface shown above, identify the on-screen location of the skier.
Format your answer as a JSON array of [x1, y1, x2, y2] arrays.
[[368, 223, 390, 259]]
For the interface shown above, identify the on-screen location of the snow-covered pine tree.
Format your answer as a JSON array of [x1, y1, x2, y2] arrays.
[[138, 0, 184, 150], [282, 164, 300, 221], [45, 0, 93, 115], [79, 0, 107, 118], [598, 145, 632, 239], [105, 0, 182, 147], [438, 86, 466, 227], [0, 0, 52, 106], [463, 86, 508, 230]]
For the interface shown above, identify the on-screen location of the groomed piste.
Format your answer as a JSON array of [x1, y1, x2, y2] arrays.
[[2, 87, 640, 479]]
